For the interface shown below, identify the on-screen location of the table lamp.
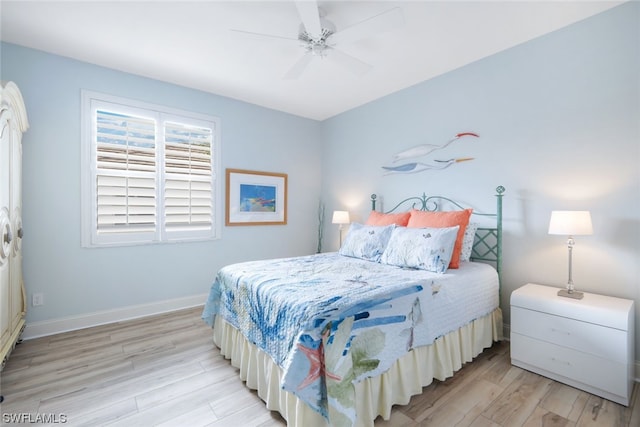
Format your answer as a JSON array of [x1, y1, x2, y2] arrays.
[[332, 210, 350, 247], [548, 210, 593, 299]]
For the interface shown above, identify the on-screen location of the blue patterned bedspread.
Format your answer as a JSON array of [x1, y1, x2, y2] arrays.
[[202, 252, 498, 426]]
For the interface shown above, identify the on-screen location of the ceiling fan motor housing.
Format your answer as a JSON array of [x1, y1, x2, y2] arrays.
[[298, 17, 336, 56]]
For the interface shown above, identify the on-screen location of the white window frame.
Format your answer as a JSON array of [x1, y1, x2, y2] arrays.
[[81, 90, 221, 247]]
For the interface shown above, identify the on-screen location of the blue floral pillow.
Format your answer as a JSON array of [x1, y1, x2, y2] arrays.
[[380, 226, 460, 273], [339, 223, 395, 262], [460, 222, 479, 262]]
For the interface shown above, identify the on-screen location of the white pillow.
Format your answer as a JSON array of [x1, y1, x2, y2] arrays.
[[460, 222, 479, 262], [339, 223, 395, 262], [380, 226, 460, 273]]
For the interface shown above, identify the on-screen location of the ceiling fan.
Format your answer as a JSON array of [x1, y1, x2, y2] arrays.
[[231, 1, 404, 79]]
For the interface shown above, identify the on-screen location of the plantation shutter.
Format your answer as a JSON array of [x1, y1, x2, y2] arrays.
[[82, 91, 220, 247], [95, 110, 157, 234], [164, 121, 213, 232]]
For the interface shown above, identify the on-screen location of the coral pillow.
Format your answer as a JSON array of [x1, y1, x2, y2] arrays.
[[365, 210, 411, 227], [407, 209, 473, 269]]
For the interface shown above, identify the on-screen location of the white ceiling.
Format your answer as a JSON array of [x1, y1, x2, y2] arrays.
[[0, 1, 624, 120]]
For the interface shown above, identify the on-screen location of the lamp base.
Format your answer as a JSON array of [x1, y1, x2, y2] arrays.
[[557, 289, 584, 300]]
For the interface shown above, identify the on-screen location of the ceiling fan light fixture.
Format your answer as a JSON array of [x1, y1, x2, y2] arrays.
[[309, 44, 328, 57]]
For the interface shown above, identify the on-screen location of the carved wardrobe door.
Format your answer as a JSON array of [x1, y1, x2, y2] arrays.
[[0, 81, 29, 370]]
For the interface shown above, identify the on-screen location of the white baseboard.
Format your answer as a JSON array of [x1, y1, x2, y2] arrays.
[[22, 293, 208, 340]]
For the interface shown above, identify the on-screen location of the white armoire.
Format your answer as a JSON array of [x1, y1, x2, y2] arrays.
[[0, 81, 29, 369]]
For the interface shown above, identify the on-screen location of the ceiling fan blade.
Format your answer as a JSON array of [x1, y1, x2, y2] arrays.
[[284, 54, 314, 80], [295, 0, 322, 39], [230, 29, 299, 44], [327, 48, 372, 77], [330, 7, 404, 45]]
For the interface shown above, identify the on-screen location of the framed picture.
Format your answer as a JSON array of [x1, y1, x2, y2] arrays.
[[225, 168, 288, 226]]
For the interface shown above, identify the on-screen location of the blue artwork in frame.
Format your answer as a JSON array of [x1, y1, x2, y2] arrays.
[[226, 168, 288, 225], [240, 184, 277, 212]]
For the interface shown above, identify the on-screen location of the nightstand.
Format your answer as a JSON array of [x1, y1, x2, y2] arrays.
[[510, 283, 634, 406]]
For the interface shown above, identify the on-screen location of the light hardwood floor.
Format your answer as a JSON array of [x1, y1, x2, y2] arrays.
[[1, 307, 638, 426]]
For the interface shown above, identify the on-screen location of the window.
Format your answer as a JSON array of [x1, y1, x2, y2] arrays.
[[81, 91, 221, 247]]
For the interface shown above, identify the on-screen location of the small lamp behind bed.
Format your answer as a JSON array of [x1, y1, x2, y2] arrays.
[[332, 210, 350, 247], [548, 210, 593, 299]]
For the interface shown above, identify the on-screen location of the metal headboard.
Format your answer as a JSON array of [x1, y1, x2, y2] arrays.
[[370, 186, 505, 296]]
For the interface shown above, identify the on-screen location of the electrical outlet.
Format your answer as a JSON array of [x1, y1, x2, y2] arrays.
[[32, 293, 44, 307]]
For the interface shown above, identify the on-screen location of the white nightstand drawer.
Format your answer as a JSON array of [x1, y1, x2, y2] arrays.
[[511, 284, 633, 331], [511, 333, 628, 398], [511, 306, 628, 363]]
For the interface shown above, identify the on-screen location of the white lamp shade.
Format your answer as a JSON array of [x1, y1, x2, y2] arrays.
[[332, 210, 350, 225], [548, 211, 593, 236]]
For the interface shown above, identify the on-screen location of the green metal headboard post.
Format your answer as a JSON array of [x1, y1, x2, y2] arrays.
[[495, 186, 505, 300]]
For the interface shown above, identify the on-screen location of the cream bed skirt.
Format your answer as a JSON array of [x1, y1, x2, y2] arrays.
[[213, 308, 503, 426]]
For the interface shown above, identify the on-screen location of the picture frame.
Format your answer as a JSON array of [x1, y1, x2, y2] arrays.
[[225, 168, 288, 226]]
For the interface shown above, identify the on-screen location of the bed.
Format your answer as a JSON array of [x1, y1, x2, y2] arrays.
[[202, 186, 505, 426]]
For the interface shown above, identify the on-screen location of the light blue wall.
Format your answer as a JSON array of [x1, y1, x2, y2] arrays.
[[1, 43, 322, 323], [321, 1, 640, 351]]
